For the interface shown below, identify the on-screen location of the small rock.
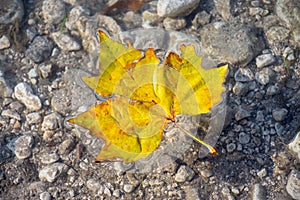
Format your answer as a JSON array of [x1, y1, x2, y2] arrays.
[[1, 109, 21, 120], [286, 170, 300, 199], [157, 0, 200, 17], [28, 68, 38, 78], [234, 68, 254, 82], [14, 83, 42, 111], [272, 108, 288, 121], [288, 132, 300, 160], [226, 143, 236, 153], [0, 36, 10, 50], [58, 138, 75, 154], [192, 11, 211, 27], [39, 191, 51, 200], [256, 111, 265, 122], [41, 112, 62, 131], [14, 135, 34, 159], [256, 53, 276, 68], [266, 85, 279, 96], [175, 165, 195, 182], [183, 186, 201, 200], [249, 7, 264, 16], [40, 153, 60, 164], [26, 112, 42, 124], [65, 6, 91, 31], [51, 32, 81, 51], [275, 122, 284, 135], [239, 132, 250, 144], [103, 187, 111, 197], [235, 107, 251, 121], [112, 189, 121, 198], [214, 0, 232, 20], [163, 17, 186, 30], [266, 26, 290, 46], [255, 68, 274, 85], [0, 0, 24, 25], [233, 82, 249, 96], [257, 168, 267, 178], [142, 10, 162, 26], [86, 179, 102, 193], [123, 184, 135, 193], [39, 64, 52, 79], [26, 36, 54, 63], [200, 169, 213, 178], [283, 47, 295, 61], [0, 77, 13, 98], [252, 183, 267, 200], [39, 163, 69, 183], [42, 0, 66, 25], [122, 11, 143, 29]]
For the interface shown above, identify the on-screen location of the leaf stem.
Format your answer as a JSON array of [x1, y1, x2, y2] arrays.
[[173, 122, 218, 156]]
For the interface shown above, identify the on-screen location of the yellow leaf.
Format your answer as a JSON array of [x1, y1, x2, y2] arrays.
[[68, 30, 228, 163]]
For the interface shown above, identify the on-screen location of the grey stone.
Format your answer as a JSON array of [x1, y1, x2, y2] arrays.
[[288, 132, 300, 160], [41, 113, 62, 131], [214, 0, 232, 20], [42, 0, 66, 25], [256, 111, 265, 122], [286, 170, 300, 199], [123, 184, 135, 193], [239, 132, 251, 144], [163, 17, 186, 30], [256, 53, 276, 68], [276, 0, 300, 46], [39, 64, 52, 79], [65, 6, 91, 31], [235, 107, 251, 121], [157, 0, 200, 18], [39, 191, 51, 200], [14, 82, 42, 111], [192, 11, 211, 27], [28, 68, 38, 78], [266, 85, 279, 96], [175, 165, 195, 182], [0, 0, 24, 25], [226, 143, 236, 153], [234, 68, 254, 82], [26, 112, 41, 124], [200, 169, 213, 178], [26, 36, 54, 63], [266, 26, 290, 46], [0, 146, 13, 164], [183, 186, 201, 200], [252, 183, 267, 200], [112, 189, 121, 198], [200, 22, 264, 65], [40, 153, 60, 164], [142, 10, 162, 27], [51, 32, 81, 51], [0, 77, 13, 98], [39, 163, 69, 183], [122, 11, 143, 29], [58, 138, 75, 154], [233, 82, 249, 96], [272, 108, 288, 121], [86, 179, 103, 194], [275, 122, 284, 135], [0, 36, 10, 50], [14, 135, 34, 159], [255, 68, 275, 85], [1, 109, 20, 121]]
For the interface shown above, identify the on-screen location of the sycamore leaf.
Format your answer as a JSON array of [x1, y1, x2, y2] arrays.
[[68, 30, 228, 163]]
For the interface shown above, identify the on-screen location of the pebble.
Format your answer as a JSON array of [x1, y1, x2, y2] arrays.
[[41, 112, 62, 131], [200, 22, 264, 65], [183, 186, 201, 200], [272, 108, 288, 121], [256, 53, 276, 68], [192, 11, 211, 27], [0, 77, 13, 98], [214, 0, 232, 20], [65, 6, 91, 31], [112, 189, 121, 198], [14, 82, 42, 111], [51, 32, 81, 51], [123, 184, 135, 193], [86, 179, 103, 194], [0, 0, 24, 25], [286, 170, 300, 199], [58, 138, 75, 155], [26, 112, 41, 124], [26, 36, 54, 63], [266, 26, 290, 46], [252, 183, 267, 200], [14, 135, 34, 159], [39, 64, 52, 79], [288, 132, 300, 160], [163, 17, 186, 30], [38, 162, 69, 183], [234, 68, 254, 82], [276, 0, 300, 46], [239, 132, 251, 144], [226, 143, 236, 153], [157, 0, 200, 18], [283, 47, 295, 61], [28, 68, 38, 78], [275, 122, 284, 135], [0, 35, 11, 50], [200, 169, 213, 178], [266, 85, 279, 96], [40, 153, 60, 164], [42, 0, 66, 25], [255, 68, 274, 85], [233, 82, 249, 96], [1, 109, 21, 121], [39, 191, 51, 200], [122, 11, 143, 29], [249, 7, 264, 16], [235, 107, 251, 121], [257, 168, 267, 178], [256, 111, 265, 122], [174, 165, 195, 182]]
